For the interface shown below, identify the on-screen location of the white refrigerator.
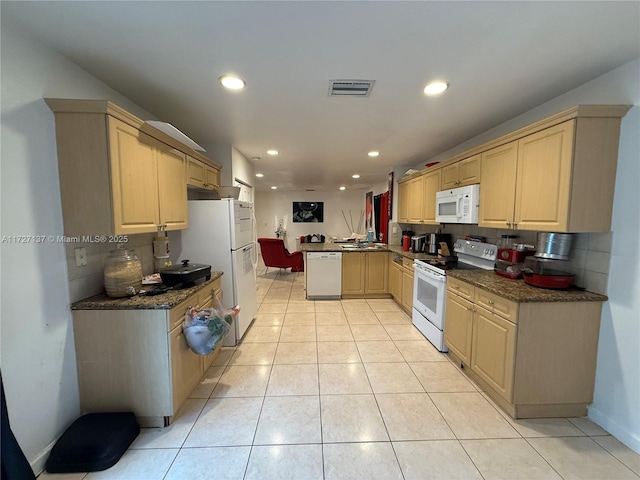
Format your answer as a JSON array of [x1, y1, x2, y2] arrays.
[[180, 199, 258, 346]]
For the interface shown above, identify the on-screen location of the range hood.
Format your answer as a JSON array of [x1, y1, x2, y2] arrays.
[[187, 185, 241, 200]]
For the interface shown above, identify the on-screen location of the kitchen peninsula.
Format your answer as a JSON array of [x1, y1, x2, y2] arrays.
[[301, 242, 430, 301]]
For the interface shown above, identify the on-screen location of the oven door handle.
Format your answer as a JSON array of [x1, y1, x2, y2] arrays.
[[414, 266, 447, 282]]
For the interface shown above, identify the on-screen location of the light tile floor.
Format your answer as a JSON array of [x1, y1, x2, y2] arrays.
[[39, 265, 640, 479]]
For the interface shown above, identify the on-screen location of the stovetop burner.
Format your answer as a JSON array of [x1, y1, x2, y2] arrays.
[[419, 256, 458, 269]]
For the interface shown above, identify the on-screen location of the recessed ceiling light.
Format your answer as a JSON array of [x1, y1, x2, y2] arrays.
[[352, 174, 360, 179], [423, 81, 448, 95], [255, 173, 264, 178], [219, 75, 246, 90], [339, 186, 346, 191], [368, 151, 380, 157], [267, 149, 279, 156], [271, 186, 277, 190]]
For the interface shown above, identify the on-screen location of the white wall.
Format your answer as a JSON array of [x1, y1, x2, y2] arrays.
[[419, 59, 640, 452], [255, 186, 387, 252], [0, 20, 158, 472], [590, 103, 640, 452], [231, 148, 255, 187]]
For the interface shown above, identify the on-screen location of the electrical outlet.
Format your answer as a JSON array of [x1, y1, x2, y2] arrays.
[[74, 247, 87, 267], [392, 226, 398, 234]]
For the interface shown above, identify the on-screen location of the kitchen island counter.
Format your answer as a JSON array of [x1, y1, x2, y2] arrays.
[[71, 271, 223, 310], [447, 269, 607, 303]]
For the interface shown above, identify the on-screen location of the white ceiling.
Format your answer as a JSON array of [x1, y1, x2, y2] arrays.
[[4, 1, 639, 192]]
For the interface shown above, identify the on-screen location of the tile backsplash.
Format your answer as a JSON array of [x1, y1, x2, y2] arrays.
[[65, 233, 156, 303], [395, 222, 612, 295]]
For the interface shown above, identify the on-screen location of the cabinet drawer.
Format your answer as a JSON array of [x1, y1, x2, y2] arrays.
[[402, 257, 414, 270], [447, 278, 474, 301], [475, 289, 518, 323], [200, 284, 222, 309], [169, 292, 200, 330], [199, 286, 214, 308]]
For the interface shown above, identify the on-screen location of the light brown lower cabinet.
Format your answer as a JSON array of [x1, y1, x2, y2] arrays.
[[72, 278, 222, 427], [389, 257, 403, 301], [341, 251, 389, 298], [389, 255, 414, 313], [400, 258, 414, 312], [444, 279, 602, 419]]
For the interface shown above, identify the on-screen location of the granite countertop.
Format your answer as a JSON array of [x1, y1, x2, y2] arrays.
[[301, 242, 435, 261], [71, 271, 223, 310], [447, 270, 607, 303]]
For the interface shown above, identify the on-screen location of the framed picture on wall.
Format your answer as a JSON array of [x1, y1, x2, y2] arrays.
[[293, 202, 324, 222]]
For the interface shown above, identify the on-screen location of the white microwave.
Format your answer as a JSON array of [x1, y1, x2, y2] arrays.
[[435, 184, 480, 224]]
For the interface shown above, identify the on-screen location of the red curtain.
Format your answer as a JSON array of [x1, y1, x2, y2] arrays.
[[379, 191, 389, 243]]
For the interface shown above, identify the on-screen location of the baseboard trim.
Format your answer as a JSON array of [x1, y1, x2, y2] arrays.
[[588, 405, 640, 454], [31, 437, 58, 477]]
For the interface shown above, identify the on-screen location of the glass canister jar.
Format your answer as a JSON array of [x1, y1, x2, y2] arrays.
[[103, 248, 142, 298]]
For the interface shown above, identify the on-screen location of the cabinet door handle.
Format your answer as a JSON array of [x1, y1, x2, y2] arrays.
[[488, 300, 494, 305], [513, 223, 518, 228], [454, 285, 460, 289], [506, 221, 511, 227]]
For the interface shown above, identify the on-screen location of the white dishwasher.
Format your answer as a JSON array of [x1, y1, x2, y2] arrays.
[[306, 252, 342, 299]]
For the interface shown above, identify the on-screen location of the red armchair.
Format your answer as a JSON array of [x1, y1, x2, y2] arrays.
[[257, 238, 304, 273]]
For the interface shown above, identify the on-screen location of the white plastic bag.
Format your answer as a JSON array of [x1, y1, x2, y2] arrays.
[[182, 295, 239, 355]]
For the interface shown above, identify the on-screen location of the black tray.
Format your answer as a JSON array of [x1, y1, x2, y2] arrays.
[[45, 412, 139, 473]]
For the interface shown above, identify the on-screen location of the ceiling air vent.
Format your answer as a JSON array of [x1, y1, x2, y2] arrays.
[[329, 80, 375, 97]]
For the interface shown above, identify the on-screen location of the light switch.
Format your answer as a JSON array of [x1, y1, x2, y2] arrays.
[[74, 247, 87, 267], [392, 226, 398, 234]]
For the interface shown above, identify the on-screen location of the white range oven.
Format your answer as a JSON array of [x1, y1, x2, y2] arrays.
[[412, 240, 497, 351]]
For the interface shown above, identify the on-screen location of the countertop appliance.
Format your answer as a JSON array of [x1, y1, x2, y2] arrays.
[[306, 252, 342, 299], [413, 240, 497, 351], [535, 232, 573, 260], [522, 256, 575, 289], [435, 184, 480, 224], [427, 233, 438, 254], [411, 235, 426, 253], [159, 260, 211, 287], [178, 199, 258, 346], [495, 244, 536, 279]]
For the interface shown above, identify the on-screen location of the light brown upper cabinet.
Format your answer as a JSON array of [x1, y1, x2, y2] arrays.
[[109, 117, 188, 234], [480, 123, 575, 232], [397, 180, 411, 223], [187, 156, 220, 191], [478, 141, 519, 229], [441, 154, 480, 189], [406, 176, 425, 223], [397, 168, 440, 225], [479, 112, 628, 232], [421, 168, 441, 224], [46, 99, 221, 236]]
